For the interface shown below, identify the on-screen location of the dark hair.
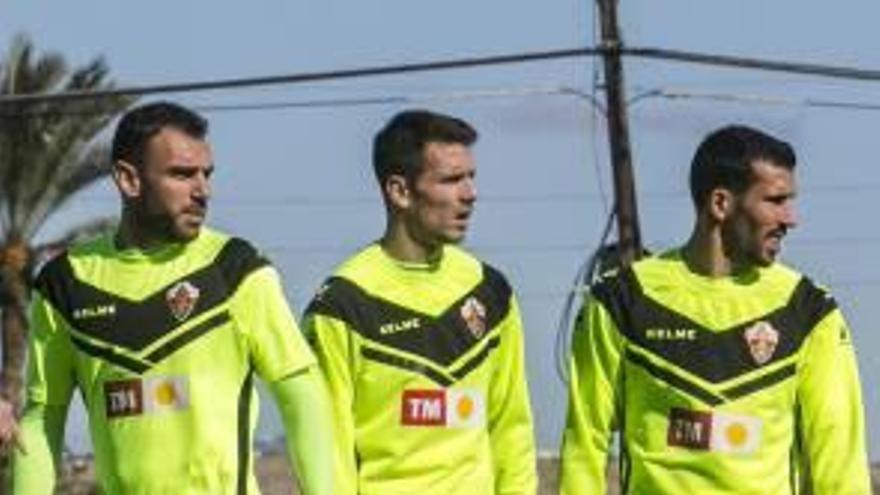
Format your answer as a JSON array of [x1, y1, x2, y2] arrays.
[[373, 109, 477, 186], [111, 101, 208, 167], [689, 125, 796, 207]]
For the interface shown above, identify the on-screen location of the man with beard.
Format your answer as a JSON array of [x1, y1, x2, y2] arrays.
[[302, 110, 537, 494], [12, 102, 333, 494], [560, 125, 870, 494]]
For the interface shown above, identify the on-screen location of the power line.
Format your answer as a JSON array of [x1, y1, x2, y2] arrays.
[[7, 79, 880, 122], [0, 47, 599, 106], [632, 87, 880, 112], [5, 45, 880, 107], [199, 85, 605, 112], [0, 84, 606, 118], [624, 47, 880, 82]]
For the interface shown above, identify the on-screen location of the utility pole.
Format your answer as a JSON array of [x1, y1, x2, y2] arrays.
[[596, 0, 642, 265]]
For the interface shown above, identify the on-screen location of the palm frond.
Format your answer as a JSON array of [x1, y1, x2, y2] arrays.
[[1, 35, 66, 97], [0, 33, 137, 243], [20, 144, 114, 238]]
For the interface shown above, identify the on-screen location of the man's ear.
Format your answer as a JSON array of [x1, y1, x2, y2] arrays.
[[113, 160, 141, 200], [384, 174, 412, 211], [707, 187, 734, 222]]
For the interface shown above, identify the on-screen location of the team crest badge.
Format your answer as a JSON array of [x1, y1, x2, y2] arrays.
[[743, 320, 779, 365], [460, 296, 487, 339], [166, 281, 200, 322]]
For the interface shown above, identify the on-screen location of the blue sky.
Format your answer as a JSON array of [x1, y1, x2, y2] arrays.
[[3, 1, 878, 460]]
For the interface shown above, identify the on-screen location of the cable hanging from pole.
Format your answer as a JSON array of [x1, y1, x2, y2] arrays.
[[623, 47, 880, 82], [0, 85, 608, 118], [0, 47, 600, 106], [5, 45, 880, 106]]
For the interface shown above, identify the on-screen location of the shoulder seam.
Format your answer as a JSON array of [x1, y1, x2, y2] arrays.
[[214, 237, 270, 294]]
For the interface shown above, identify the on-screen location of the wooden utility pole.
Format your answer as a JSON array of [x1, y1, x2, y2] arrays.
[[596, 0, 642, 265]]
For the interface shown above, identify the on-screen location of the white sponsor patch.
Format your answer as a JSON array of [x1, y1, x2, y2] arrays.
[[143, 376, 190, 413], [446, 389, 485, 428], [709, 412, 762, 455]]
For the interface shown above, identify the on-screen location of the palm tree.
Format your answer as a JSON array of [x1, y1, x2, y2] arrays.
[[0, 34, 136, 418]]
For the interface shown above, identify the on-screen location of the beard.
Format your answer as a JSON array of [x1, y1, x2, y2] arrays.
[[131, 204, 201, 244], [721, 218, 778, 269]]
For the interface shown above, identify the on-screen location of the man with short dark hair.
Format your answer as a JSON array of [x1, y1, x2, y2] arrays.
[[303, 109, 537, 494], [13, 101, 333, 494], [560, 125, 871, 494]]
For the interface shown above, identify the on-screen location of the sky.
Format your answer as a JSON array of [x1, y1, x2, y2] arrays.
[[2, 1, 879, 460]]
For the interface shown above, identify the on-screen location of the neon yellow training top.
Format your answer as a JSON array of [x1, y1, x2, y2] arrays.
[[303, 243, 537, 495], [24, 228, 316, 494], [560, 249, 871, 495]]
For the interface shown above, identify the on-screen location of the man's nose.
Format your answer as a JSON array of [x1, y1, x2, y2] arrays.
[[461, 177, 477, 203], [192, 173, 211, 199], [781, 203, 797, 229]]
